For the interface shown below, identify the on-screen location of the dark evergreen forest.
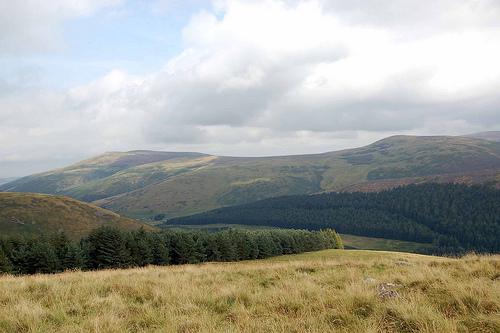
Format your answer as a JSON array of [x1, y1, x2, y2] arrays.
[[0, 228, 342, 275], [168, 184, 500, 254]]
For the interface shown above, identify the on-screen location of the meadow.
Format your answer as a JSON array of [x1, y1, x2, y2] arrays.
[[0, 249, 498, 332]]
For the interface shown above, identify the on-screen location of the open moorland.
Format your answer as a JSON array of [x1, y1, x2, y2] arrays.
[[0, 249, 498, 333], [2, 135, 499, 219]]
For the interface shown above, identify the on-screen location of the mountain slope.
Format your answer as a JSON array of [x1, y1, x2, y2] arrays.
[[0, 151, 207, 194], [96, 135, 500, 218], [464, 131, 500, 142], [2, 135, 500, 219], [0, 193, 153, 239], [0, 178, 17, 186]]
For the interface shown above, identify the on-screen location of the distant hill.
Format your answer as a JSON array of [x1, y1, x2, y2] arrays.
[[0, 178, 18, 186], [0, 193, 154, 239], [167, 183, 500, 253], [464, 131, 500, 142], [1, 135, 500, 219], [0, 151, 207, 196]]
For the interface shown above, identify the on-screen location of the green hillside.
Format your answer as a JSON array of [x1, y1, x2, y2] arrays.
[[0, 151, 207, 195], [465, 131, 500, 142], [0, 193, 153, 239], [0, 178, 17, 186], [2, 135, 500, 219]]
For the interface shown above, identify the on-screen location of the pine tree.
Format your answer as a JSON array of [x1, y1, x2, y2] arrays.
[[256, 233, 274, 259], [84, 227, 131, 269], [319, 229, 344, 249], [26, 241, 58, 274], [8, 238, 31, 274], [0, 247, 12, 274], [192, 235, 207, 263], [149, 234, 170, 265], [169, 232, 196, 264], [62, 243, 84, 270], [217, 232, 237, 261], [50, 233, 72, 272], [333, 231, 344, 249], [204, 235, 221, 262], [129, 228, 153, 267]]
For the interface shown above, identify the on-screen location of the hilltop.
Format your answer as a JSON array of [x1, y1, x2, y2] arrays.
[[0, 249, 498, 332], [2, 135, 500, 219], [465, 131, 500, 142], [0, 192, 153, 239]]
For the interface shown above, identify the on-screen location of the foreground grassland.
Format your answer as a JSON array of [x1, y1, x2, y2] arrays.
[[0, 250, 499, 333]]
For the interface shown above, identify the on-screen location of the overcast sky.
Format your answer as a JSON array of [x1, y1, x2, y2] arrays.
[[1, 0, 500, 177]]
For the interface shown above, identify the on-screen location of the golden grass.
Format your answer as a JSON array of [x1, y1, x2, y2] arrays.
[[0, 250, 499, 333]]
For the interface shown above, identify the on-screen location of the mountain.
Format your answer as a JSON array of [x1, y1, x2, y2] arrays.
[[464, 131, 500, 142], [0, 178, 18, 186], [167, 183, 500, 253], [0, 192, 154, 239], [1, 135, 500, 219], [0, 151, 207, 196]]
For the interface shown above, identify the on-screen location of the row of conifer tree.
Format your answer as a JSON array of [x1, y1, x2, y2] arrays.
[[0, 227, 343, 275], [170, 183, 500, 253]]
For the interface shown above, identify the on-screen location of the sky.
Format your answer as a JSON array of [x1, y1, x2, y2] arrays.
[[1, 0, 500, 177]]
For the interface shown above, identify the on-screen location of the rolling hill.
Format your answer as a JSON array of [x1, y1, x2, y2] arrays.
[[1, 135, 500, 219], [465, 130, 500, 142], [0, 178, 17, 186], [0, 192, 153, 239]]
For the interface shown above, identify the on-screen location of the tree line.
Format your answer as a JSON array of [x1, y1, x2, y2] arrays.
[[0, 227, 343, 275], [168, 183, 500, 254]]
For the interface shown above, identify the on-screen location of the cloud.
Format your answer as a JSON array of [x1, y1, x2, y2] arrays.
[[0, 0, 123, 54], [138, 0, 500, 133], [1, 0, 500, 176]]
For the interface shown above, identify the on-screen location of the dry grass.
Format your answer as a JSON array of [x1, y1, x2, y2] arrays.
[[0, 250, 499, 333], [0, 192, 154, 239]]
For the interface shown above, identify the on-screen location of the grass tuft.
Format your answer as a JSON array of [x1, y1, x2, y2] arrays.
[[0, 249, 499, 332]]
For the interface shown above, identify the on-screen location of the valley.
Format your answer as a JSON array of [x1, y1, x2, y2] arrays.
[[2, 3, 499, 332]]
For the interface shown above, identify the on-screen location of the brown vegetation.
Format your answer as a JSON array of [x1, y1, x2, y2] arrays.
[[0, 192, 153, 239], [0, 250, 498, 332]]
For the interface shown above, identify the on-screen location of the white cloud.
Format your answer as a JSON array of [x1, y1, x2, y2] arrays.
[[138, 0, 500, 133], [1, 0, 500, 176]]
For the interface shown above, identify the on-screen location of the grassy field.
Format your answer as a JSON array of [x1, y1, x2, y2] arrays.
[[0, 250, 498, 332]]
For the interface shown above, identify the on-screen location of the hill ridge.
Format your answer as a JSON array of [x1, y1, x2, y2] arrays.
[[2, 134, 500, 219]]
